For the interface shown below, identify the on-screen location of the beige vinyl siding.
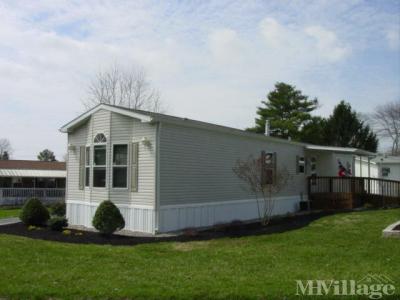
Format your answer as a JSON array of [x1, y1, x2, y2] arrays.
[[67, 110, 156, 207], [108, 112, 156, 206], [87, 109, 111, 203], [130, 117, 156, 205], [159, 122, 307, 206], [66, 121, 88, 202]]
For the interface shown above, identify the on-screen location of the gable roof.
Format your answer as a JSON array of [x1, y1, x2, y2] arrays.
[[60, 104, 306, 147], [59, 104, 153, 133], [60, 104, 377, 155]]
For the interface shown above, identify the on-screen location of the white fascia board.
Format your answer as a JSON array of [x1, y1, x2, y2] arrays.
[[59, 104, 153, 133], [306, 145, 375, 156]]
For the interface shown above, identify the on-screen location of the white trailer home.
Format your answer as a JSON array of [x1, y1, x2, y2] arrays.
[[60, 104, 375, 234]]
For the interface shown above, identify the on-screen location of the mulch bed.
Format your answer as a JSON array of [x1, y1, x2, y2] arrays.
[[0, 211, 335, 246], [393, 224, 400, 231]]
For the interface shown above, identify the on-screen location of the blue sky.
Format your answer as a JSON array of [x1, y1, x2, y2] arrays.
[[0, 0, 399, 159]]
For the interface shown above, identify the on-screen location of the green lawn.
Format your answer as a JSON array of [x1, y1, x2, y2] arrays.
[[0, 209, 399, 299], [0, 208, 20, 219]]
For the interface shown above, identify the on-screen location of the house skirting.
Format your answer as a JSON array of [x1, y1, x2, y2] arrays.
[[67, 195, 302, 234], [66, 201, 156, 234], [157, 195, 301, 233]]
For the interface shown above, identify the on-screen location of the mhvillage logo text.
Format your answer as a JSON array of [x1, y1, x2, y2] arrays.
[[296, 274, 396, 299]]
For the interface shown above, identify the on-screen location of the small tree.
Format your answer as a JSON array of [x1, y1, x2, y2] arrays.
[[92, 201, 125, 236], [1, 151, 9, 160], [233, 153, 290, 225], [37, 149, 57, 162], [0, 138, 12, 160]]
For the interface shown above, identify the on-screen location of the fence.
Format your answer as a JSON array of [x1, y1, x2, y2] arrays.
[[0, 188, 65, 206]]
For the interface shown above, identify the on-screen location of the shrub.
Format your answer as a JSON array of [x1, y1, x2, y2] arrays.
[[62, 229, 71, 235], [48, 216, 68, 231], [92, 201, 125, 236], [50, 202, 66, 217], [20, 198, 50, 226]]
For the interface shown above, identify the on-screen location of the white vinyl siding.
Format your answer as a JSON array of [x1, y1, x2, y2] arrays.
[[158, 122, 307, 206]]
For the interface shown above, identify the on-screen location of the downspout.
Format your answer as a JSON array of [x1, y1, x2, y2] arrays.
[[154, 121, 161, 233]]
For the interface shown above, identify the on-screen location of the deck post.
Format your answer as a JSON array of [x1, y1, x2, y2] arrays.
[[368, 156, 371, 178]]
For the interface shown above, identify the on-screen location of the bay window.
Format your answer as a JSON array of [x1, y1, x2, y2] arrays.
[[113, 144, 128, 188]]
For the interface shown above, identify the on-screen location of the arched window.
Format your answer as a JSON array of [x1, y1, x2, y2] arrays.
[[93, 133, 107, 187], [94, 133, 107, 143]]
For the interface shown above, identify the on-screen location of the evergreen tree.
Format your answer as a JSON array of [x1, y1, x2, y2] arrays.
[[37, 149, 57, 162], [299, 117, 327, 145], [247, 82, 318, 140], [324, 101, 378, 152], [0, 151, 10, 160]]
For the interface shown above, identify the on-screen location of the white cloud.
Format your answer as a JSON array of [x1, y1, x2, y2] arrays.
[[259, 17, 288, 48], [207, 28, 249, 68], [386, 29, 400, 50], [305, 26, 350, 62]]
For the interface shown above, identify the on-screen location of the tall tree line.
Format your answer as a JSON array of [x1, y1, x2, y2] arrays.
[[247, 82, 378, 152]]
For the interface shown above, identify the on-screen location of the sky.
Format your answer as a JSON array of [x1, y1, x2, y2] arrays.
[[0, 0, 399, 160]]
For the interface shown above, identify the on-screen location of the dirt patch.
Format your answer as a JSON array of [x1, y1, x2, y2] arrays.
[[0, 211, 335, 246]]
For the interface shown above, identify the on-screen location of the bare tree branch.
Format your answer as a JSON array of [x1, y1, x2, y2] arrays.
[[233, 154, 291, 225], [369, 100, 400, 155], [83, 64, 166, 113]]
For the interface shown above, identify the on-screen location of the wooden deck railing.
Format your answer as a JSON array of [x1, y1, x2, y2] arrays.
[[308, 176, 400, 209], [0, 188, 65, 206]]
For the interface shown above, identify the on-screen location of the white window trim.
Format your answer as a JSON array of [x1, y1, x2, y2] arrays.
[[111, 143, 129, 190], [93, 142, 107, 189], [298, 156, 305, 174]]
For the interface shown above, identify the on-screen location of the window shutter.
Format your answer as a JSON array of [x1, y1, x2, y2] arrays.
[[79, 146, 85, 190], [131, 142, 139, 192], [296, 155, 299, 174]]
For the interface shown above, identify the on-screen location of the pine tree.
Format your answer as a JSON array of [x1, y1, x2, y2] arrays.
[[247, 82, 318, 140], [37, 149, 57, 162], [325, 101, 378, 152]]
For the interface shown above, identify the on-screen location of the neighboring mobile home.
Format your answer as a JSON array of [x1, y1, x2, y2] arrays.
[[0, 160, 66, 205], [374, 155, 400, 180], [60, 104, 375, 233]]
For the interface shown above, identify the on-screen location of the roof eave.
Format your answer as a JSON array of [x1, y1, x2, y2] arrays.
[[59, 104, 153, 133]]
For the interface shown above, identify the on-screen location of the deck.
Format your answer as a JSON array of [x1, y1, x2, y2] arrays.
[[308, 176, 400, 209]]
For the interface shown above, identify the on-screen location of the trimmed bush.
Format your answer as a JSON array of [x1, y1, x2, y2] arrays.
[[50, 202, 66, 217], [92, 201, 125, 236], [48, 216, 68, 231], [20, 198, 50, 226]]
